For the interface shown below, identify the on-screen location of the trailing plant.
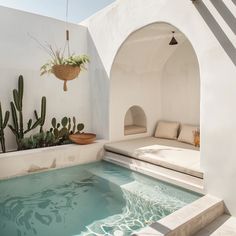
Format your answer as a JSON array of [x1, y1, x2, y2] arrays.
[[8, 75, 47, 150], [21, 131, 55, 150], [0, 102, 10, 153], [29, 33, 90, 91], [50, 116, 84, 145], [40, 50, 90, 76]]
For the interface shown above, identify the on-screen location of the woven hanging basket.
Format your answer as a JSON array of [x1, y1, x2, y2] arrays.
[[52, 65, 81, 91]]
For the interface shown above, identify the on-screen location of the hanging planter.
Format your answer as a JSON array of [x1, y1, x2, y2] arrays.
[[40, 48, 89, 91], [52, 65, 80, 92], [37, 0, 89, 92]]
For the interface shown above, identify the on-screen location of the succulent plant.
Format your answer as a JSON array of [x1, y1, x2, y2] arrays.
[[0, 102, 10, 153], [21, 131, 56, 150], [8, 75, 47, 150]]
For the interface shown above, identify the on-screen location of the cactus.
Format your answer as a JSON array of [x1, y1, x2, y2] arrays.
[[72, 116, 76, 134], [77, 123, 84, 133], [34, 96, 46, 133], [0, 102, 10, 153], [8, 75, 46, 150], [49, 116, 84, 145]]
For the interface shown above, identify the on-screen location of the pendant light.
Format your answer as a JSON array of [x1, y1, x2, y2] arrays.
[[169, 31, 178, 45]]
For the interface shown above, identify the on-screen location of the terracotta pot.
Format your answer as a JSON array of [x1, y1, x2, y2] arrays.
[[52, 65, 81, 91], [69, 133, 96, 145]]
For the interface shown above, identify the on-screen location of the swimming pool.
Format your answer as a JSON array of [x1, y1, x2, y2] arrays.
[[0, 161, 201, 236]]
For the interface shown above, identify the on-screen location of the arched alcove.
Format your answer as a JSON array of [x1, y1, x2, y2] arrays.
[[124, 106, 147, 135], [110, 22, 200, 141]]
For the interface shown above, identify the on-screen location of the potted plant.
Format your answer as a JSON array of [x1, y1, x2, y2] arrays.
[[40, 46, 89, 91]]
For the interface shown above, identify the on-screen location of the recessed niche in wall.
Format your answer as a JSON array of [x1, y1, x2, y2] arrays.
[[124, 106, 147, 135]]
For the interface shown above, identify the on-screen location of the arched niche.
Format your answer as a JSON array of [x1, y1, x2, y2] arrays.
[[124, 106, 147, 135]]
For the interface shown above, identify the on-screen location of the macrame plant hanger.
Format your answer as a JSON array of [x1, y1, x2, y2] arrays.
[[40, 0, 83, 92], [63, 0, 71, 91]]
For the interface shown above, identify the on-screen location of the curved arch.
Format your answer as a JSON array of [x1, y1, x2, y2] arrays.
[[109, 22, 200, 140], [109, 21, 201, 78]]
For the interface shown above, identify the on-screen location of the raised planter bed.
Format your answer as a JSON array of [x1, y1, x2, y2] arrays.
[[0, 140, 107, 180]]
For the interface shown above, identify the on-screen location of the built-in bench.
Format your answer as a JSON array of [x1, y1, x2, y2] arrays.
[[104, 137, 202, 178]]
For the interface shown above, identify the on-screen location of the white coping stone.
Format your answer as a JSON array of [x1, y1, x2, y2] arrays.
[[194, 214, 236, 236], [134, 195, 224, 236], [104, 151, 204, 194], [0, 140, 107, 180]]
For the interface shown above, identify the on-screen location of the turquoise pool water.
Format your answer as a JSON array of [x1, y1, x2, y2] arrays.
[[0, 161, 201, 236]]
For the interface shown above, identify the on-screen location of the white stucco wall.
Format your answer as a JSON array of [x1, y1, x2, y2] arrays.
[[161, 40, 200, 125], [0, 6, 91, 151], [85, 0, 236, 215]]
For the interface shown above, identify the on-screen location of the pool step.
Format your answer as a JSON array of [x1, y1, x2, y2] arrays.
[[194, 214, 236, 236], [87, 166, 200, 218], [134, 195, 224, 236], [103, 151, 204, 194]]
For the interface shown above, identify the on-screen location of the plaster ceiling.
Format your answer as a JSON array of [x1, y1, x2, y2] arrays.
[[113, 22, 190, 72]]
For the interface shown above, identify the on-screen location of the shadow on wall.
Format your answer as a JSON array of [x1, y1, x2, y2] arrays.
[[87, 33, 110, 139], [192, 0, 236, 66]]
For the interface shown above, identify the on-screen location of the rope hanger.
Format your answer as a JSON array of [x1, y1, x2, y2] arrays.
[[64, 0, 71, 56]]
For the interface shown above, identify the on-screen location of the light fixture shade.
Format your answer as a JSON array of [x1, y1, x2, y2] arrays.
[[169, 36, 178, 45], [169, 31, 178, 45]]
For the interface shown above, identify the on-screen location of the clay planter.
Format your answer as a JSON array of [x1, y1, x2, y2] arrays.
[[52, 65, 81, 91], [69, 133, 96, 145]]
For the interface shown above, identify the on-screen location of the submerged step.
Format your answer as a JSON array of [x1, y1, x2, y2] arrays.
[[86, 163, 200, 208], [84, 162, 202, 235], [104, 152, 204, 194], [135, 195, 224, 236]]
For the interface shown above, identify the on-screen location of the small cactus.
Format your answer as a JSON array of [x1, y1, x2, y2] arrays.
[[49, 116, 85, 145], [0, 102, 10, 153], [72, 117, 76, 134], [34, 96, 47, 132], [51, 117, 57, 128], [61, 117, 68, 127], [77, 123, 84, 133]]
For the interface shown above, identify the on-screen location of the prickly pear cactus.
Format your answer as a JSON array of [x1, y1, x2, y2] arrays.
[[49, 116, 85, 145]]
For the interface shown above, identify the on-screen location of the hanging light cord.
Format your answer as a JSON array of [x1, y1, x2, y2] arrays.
[[63, 0, 71, 56]]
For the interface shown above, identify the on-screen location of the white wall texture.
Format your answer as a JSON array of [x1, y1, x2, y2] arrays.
[[0, 7, 91, 151], [161, 40, 200, 125], [85, 0, 236, 215]]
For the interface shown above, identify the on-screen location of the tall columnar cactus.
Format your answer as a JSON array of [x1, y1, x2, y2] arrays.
[[8, 75, 46, 150], [0, 102, 10, 153], [34, 96, 47, 133]]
